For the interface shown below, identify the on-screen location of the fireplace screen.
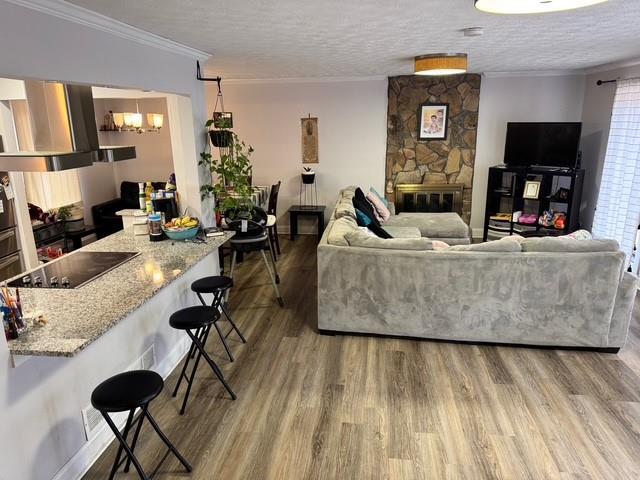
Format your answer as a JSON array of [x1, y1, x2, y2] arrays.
[[395, 184, 463, 215]]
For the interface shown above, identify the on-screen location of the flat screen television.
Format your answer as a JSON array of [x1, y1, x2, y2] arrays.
[[504, 122, 582, 168]]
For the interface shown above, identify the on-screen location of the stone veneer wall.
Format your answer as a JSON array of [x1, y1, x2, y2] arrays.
[[385, 74, 481, 223]]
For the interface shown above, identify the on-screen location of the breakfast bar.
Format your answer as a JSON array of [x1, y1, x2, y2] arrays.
[[0, 229, 233, 479]]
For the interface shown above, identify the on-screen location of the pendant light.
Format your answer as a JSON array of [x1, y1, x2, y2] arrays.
[[474, 0, 607, 14], [415, 54, 467, 76], [130, 101, 143, 130]]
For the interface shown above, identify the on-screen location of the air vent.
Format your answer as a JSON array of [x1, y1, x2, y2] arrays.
[[81, 405, 104, 440], [141, 346, 156, 370]]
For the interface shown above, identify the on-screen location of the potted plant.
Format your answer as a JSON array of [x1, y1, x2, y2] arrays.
[[200, 127, 256, 231], [301, 166, 316, 184], [207, 113, 233, 148]]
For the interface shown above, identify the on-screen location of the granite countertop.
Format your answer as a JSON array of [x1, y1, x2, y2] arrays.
[[6, 229, 234, 357]]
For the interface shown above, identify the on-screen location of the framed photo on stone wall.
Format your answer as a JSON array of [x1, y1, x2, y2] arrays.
[[418, 103, 448, 140]]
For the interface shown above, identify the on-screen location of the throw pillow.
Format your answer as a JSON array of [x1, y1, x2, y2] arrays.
[[432, 240, 450, 250], [369, 187, 389, 207], [563, 229, 593, 240], [353, 188, 392, 238], [354, 208, 372, 226], [366, 191, 391, 223], [344, 231, 432, 250]]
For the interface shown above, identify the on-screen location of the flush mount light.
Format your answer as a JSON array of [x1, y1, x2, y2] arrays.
[[415, 53, 468, 76], [474, 0, 608, 14]]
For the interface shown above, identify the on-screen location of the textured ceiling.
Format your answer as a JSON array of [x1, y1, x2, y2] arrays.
[[67, 0, 640, 79]]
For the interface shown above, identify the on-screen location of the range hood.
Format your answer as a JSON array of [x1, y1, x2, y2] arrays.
[[0, 81, 136, 172]]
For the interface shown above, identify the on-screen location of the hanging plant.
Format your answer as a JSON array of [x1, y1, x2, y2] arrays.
[[199, 125, 254, 220]]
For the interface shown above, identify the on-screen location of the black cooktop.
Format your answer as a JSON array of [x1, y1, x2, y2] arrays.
[[8, 251, 139, 289]]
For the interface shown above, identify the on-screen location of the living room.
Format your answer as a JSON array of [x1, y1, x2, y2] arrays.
[[1, 1, 640, 479]]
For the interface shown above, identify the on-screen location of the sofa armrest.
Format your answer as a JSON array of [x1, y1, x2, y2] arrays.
[[609, 271, 638, 348]]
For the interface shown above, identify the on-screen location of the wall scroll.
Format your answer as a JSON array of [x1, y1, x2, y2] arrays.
[[301, 116, 319, 164]]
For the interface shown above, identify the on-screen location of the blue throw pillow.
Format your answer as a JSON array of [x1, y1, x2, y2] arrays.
[[355, 208, 372, 226], [369, 187, 389, 207]]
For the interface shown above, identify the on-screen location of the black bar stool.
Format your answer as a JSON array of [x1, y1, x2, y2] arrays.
[[170, 305, 236, 415], [191, 275, 246, 362], [91, 370, 192, 480]]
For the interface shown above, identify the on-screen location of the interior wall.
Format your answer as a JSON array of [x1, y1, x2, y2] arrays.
[[472, 74, 586, 235], [209, 78, 388, 232], [581, 63, 640, 231], [0, 2, 210, 480]]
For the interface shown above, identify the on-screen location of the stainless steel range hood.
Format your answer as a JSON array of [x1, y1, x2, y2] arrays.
[[0, 81, 136, 172]]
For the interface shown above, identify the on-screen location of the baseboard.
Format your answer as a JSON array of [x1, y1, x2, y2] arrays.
[[471, 227, 484, 240], [317, 329, 620, 353], [51, 336, 191, 480]]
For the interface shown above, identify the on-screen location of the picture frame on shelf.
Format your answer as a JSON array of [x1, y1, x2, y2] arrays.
[[523, 180, 541, 199], [418, 103, 448, 140]]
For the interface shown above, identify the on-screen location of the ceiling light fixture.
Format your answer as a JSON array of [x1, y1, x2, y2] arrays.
[[474, 0, 608, 14], [414, 53, 468, 76]]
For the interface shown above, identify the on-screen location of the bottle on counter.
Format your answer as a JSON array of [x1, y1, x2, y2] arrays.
[[138, 182, 146, 211], [148, 213, 164, 242], [145, 182, 154, 213]]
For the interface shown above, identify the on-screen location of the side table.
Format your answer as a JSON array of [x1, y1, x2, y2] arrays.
[[288, 205, 326, 242]]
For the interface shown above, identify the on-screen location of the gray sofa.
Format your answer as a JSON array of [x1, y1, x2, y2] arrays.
[[317, 187, 638, 351]]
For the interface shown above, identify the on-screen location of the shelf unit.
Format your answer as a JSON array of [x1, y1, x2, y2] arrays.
[[483, 165, 584, 242]]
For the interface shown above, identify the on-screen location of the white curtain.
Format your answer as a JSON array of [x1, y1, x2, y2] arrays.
[[23, 170, 82, 211], [593, 78, 640, 263]]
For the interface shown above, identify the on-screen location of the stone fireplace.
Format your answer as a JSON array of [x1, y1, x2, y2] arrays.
[[385, 74, 481, 224]]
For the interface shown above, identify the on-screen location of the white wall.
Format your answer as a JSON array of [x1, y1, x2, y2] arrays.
[[207, 78, 388, 232], [472, 74, 587, 235], [0, 2, 211, 479], [580, 63, 640, 231]]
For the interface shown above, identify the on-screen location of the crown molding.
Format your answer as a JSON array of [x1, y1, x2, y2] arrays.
[[482, 69, 585, 78], [4, 0, 210, 60], [583, 57, 640, 75], [220, 75, 389, 85]]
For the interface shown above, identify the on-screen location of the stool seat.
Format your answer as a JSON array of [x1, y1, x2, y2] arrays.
[[191, 275, 233, 293], [169, 305, 219, 330], [92, 370, 163, 413]]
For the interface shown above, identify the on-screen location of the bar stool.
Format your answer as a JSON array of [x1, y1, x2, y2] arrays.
[[91, 370, 192, 480], [191, 275, 246, 362], [170, 305, 236, 415]]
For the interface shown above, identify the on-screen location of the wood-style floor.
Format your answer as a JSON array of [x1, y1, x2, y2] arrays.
[[84, 236, 640, 479]]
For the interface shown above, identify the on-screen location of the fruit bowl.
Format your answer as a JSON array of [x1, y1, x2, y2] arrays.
[[162, 225, 199, 240], [162, 216, 200, 240]]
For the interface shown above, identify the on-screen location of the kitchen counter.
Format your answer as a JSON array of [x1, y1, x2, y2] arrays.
[[6, 229, 234, 357]]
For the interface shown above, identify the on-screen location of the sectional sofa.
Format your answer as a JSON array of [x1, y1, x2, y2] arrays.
[[317, 187, 638, 351]]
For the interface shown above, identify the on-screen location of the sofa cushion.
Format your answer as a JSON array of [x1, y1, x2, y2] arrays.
[[341, 186, 357, 199], [447, 237, 522, 252], [334, 200, 356, 220], [383, 226, 421, 238], [385, 212, 469, 239], [344, 231, 433, 251], [521, 237, 620, 253], [326, 216, 358, 246]]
